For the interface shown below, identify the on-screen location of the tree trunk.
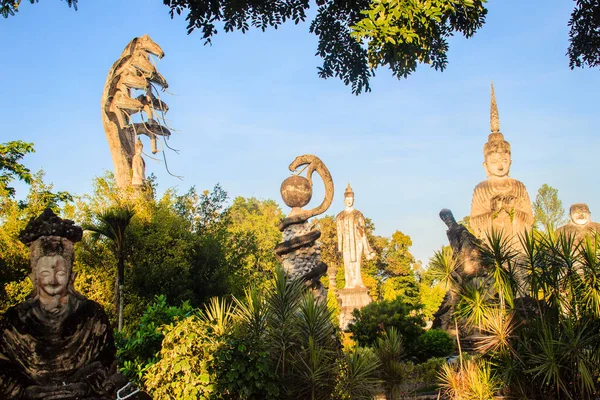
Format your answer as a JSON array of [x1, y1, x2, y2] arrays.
[[117, 253, 125, 331]]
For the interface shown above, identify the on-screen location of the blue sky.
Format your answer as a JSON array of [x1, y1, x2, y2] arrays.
[[2, 0, 599, 264]]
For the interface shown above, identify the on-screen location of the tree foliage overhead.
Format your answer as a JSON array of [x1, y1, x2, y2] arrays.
[[167, 0, 489, 94], [5, 1, 600, 94], [0, 0, 76, 18], [568, 0, 600, 69]]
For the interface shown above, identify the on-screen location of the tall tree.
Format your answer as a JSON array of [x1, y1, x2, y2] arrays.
[[532, 184, 566, 232], [0, 141, 34, 198], [226, 196, 284, 286], [378, 231, 420, 306], [84, 205, 136, 331]]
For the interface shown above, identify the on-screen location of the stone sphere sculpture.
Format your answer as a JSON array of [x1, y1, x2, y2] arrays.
[[281, 175, 312, 208]]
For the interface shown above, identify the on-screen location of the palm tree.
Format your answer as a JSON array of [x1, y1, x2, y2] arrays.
[[84, 204, 135, 331]]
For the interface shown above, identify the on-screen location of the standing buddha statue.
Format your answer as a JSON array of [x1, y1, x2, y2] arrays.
[[470, 84, 533, 245]]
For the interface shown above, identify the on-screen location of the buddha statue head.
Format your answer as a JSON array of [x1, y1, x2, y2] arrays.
[[483, 83, 512, 179], [344, 183, 354, 208], [19, 209, 83, 311], [570, 203, 591, 226]]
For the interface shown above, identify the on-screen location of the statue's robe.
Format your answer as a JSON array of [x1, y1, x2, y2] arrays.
[[0, 297, 126, 399], [131, 152, 146, 187], [336, 209, 372, 289], [557, 221, 600, 243], [470, 177, 533, 244]]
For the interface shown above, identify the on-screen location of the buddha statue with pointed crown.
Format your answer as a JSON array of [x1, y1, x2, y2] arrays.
[[470, 85, 533, 244]]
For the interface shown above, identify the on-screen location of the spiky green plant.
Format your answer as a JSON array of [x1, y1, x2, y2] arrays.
[[374, 327, 406, 400], [449, 229, 600, 399], [438, 358, 501, 400], [428, 245, 462, 292], [335, 347, 381, 400], [456, 280, 492, 332]]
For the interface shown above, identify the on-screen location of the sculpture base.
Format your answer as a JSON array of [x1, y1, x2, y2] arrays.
[[338, 287, 372, 330]]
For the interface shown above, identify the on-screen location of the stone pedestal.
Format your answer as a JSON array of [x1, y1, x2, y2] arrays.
[[338, 287, 372, 330]]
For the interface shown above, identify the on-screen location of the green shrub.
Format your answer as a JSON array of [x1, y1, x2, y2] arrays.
[[144, 315, 221, 399], [415, 329, 454, 361], [116, 295, 194, 383], [348, 296, 425, 353]]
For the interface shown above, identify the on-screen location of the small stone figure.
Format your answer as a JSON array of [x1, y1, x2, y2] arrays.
[[439, 209, 481, 277], [557, 203, 600, 242], [0, 209, 147, 399], [274, 155, 334, 300], [336, 184, 375, 329], [432, 209, 480, 332], [132, 137, 146, 187], [470, 84, 533, 246]]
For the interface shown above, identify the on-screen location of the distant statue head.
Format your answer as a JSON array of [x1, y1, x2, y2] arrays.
[[344, 183, 354, 208], [570, 203, 591, 226], [439, 208, 457, 229], [19, 209, 83, 311], [483, 83, 512, 179]]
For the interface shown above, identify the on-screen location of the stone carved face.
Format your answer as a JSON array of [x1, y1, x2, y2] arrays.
[[344, 195, 354, 208], [571, 208, 591, 226], [484, 152, 511, 178], [36, 255, 70, 298]]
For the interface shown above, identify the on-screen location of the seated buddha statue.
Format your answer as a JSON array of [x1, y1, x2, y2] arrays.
[[0, 209, 133, 400], [470, 84, 533, 246], [557, 203, 600, 242]]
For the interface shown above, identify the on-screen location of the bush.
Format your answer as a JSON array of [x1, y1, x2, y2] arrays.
[[144, 315, 221, 399], [414, 329, 454, 362], [116, 295, 194, 383], [348, 296, 425, 353]]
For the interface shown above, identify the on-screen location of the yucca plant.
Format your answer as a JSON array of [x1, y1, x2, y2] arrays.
[[438, 358, 501, 400], [335, 347, 381, 400], [450, 229, 600, 399], [456, 280, 493, 333], [374, 327, 406, 400], [263, 267, 339, 400]]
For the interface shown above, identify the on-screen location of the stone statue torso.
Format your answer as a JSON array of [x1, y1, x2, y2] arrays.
[[470, 177, 533, 242], [0, 297, 124, 399], [557, 221, 600, 242], [131, 152, 145, 187]]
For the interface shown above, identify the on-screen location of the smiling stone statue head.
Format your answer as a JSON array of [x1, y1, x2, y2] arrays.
[[19, 208, 84, 312]]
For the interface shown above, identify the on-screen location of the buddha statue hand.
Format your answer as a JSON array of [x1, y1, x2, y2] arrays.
[[491, 195, 516, 213]]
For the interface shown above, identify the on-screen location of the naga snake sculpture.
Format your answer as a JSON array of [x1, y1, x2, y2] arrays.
[[275, 155, 334, 299], [101, 35, 173, 189]]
